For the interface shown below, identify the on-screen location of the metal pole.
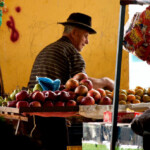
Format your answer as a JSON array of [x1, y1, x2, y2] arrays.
[[110, 4, 126, 150]]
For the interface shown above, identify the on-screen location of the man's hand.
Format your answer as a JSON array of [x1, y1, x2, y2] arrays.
[[88, 77, 114, 91]]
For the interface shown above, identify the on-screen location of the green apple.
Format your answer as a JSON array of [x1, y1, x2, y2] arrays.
[[2, 101, 7, 106], [142, 94, 150, 102], [0, 100, 3, 106], [2, 96, 12, 106], [10, 91, 16, 100], [147, 87, 150, 95], [0, 96, 3, 101], [10, 89, 21, 101], [4, 96, 11, 102], [33, 84, 43, 92], [0, 96, 3, 106]]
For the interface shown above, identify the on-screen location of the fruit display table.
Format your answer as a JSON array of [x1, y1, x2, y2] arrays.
[[0, 103, 149, 135], [0, 104, 131, 122]]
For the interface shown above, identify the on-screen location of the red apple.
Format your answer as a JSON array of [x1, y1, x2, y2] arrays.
[[61, 89, 69, 92], [68, 91, 76, 100], [66, 100, 77, 106], [65, 78, 79, 90], [29, 101, 41, 107], [28, 91, 37, 102], [42, 91, 47, 95], [45, 90, 57, 101], [76, 96, 84, 104], [73, 72, 88, 81], [43, 101, 54, 107], [75, 85, 88, 96], [54, 101, 65, 106], [55, 90, 61, 94], [54, 90, 62, 101], [97, 88, 106, 97], [15, 90, 29, 101], [87, 89, 101, 103], [99, 96, 112, 105], [16, 101, 29, 108], [31, 91, 45, 102], [59, 85, 66, 91], [59, 91, 70, 102], [80, 96, 95, 105], [7, 100, 17, 107], [80, 79, 93, 91]]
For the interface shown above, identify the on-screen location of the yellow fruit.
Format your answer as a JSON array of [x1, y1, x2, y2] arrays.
[[119, 93, 127, 101], [127, 89, 135, 95], [135, 89, 144, 97], [119, 100, 126, 105], [135, 95, 141, 100], [135, 86, 144, 91], [147, 87, 150, 95], [126, 101, 131, 104], [127, 94, 136, 102], [132, 99, 141, 104], [142, 94, 150, 102], [143, 88, 147, 94], [119, 89, 127, 95]]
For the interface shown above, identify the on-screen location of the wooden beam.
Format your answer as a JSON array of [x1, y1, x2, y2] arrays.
[[120, 0, 150, 5]]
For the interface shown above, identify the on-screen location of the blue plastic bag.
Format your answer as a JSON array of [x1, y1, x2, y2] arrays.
[[36, 76, 61, 91]]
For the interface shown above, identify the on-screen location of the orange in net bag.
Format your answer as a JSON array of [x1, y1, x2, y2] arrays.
[[124, 26, 144, 50], [140, 6, 150, 26], [123, 6, 150, 64], [134, 45, 150, 61]]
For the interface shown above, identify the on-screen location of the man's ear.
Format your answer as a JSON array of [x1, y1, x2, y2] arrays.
[[71, 28, 77, 38]]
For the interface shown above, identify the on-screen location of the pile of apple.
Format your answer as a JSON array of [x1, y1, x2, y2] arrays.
[[1, 72, 113, 108]]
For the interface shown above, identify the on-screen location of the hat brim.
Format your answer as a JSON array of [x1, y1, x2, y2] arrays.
[[58, 21, 97, 34]]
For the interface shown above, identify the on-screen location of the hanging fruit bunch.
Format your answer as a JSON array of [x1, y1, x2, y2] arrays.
[[123, 6, 150, 64]]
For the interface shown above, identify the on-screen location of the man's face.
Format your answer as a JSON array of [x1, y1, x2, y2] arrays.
[[72, 28, 89, 52]]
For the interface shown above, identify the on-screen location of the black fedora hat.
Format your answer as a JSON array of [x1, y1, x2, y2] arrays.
[[58, 12, 96, 34]]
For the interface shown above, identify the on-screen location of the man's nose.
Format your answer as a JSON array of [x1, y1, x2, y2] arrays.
[[86, 38, 89, 44]]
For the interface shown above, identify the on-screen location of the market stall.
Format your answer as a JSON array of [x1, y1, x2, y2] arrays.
[[1, 0, 150, 150]]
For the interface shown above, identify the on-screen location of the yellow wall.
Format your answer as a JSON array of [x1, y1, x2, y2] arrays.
[[0, 0, 129, 94]]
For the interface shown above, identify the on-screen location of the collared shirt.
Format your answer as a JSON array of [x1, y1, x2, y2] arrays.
[[28, 36, 86, 88]]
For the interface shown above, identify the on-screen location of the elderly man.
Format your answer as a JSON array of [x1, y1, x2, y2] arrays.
[[28, 12, 114, 91], [28, 12, 114, 150]]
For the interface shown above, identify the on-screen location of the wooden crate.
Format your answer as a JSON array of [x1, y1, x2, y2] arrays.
[[67, 146, 82, 150]]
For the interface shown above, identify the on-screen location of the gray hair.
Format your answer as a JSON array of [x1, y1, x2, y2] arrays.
[[63, 25, 75, 34]]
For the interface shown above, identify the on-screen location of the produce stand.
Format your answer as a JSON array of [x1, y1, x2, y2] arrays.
[[111, 0, 150, 150], [1, 1, 150, 148], [0, 102, 149, 136]]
